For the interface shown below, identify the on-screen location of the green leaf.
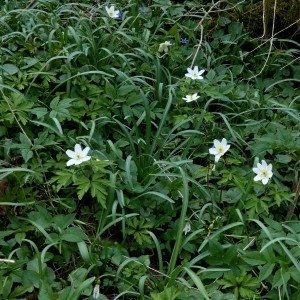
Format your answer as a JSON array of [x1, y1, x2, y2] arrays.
[[259, 263, 275, 281], [76, 176, 91, 200], [9, 285, 33, 298], [1, 64, 19, 75], [60, 227, 88, 242], [272, 268, 290, 288], [52, 214, 75, 229], [51, 117, 63, 135], [15, 232, 26, 244], [31, 107, 48, 119], [50, 170, 74, 191], [50, 97, 73, 120], [2, 275, 13, 299], [209, 240, 224, 257], [90, 174, 111, 208], [183, 267, 210, 300], [105, 81, 116, 98], [241, 251, 266, 266], [38, 280, 53, 300], [275, 154, 292, 164], [0, 125, 7, 136], [57, 286, 72, 300], [21, 148, 33, 162]]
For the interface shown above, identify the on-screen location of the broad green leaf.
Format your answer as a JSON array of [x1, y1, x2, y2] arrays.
[[38, 280, 53, 300], [1, 64, 19, 75], [52, 214, 75, 229], [259, 263, 275, 281], [272, 268, 290, 288], [60, 227, 88, 242], [9, 285, 33, 298], [241, 251, 266, 266]]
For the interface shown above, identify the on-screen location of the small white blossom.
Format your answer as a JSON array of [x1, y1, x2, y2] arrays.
[[66, 144, 91, 166], [183, 223, 191, 235], [158, 41, 172, 53], [182, 93, 200, 102], [105, 5, 120, 18], [209, 138, 230, 162], [93, 284, 100, 299], [253, 160, 273, 185], [185, 66, 205, 80]]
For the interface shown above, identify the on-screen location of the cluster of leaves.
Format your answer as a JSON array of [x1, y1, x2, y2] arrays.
[[0, 0, 299, 299]]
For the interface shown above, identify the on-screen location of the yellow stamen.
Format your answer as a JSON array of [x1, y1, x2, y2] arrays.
[[75, 153, 82, 159], [260, 170, 268, 177], [217, 146, 224, 153]]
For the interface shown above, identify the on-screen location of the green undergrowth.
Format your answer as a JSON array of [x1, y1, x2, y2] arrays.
[[0, 0, 299, 299]]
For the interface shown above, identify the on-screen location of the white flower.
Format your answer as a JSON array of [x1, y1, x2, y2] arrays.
[[185, 66, 205, 80], [66, 144, 91, 166], [209, 138, 230, 162], [183, 223, 191, 235], [182, 93, 200, 102], [158, 41, 172, 53], [105, 5, 120, 18], [93, 284, 100, 299], [253, 160, 273, 185]]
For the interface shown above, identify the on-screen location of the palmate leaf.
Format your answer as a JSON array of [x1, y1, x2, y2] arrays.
[[50, 169, 75, 191], [90, 174, 112, 208], [76, 176, 91, 200]]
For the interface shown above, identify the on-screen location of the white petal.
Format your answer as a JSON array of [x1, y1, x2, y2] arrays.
[[194, 66, 199, 72], [74, 144, 82, 153], [198, 69, 205, 76], [192, 93, 199, 100], [261, 177, 269, 185], [215, 154, 222, 162], [256, 162, 262, 169], [221, 138, 227, 145], [81, 156, 91, 163], [66, 159, 76, 166], [253, 174, 262, 181], [209, 148, 218, 155], [252, 167, 259, 174], [82, 147, 90, 157], [213, 139, 221, 147], [261, 160, 267, 167], [224, 144, 230, 152], [74, 159, 83, 165], [66, 150, 75, 158]]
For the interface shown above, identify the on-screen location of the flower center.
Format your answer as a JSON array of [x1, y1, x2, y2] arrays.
[[75, 153, 82, 159], [216, 146, 224, 153], [260, 169, 268, 177]]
